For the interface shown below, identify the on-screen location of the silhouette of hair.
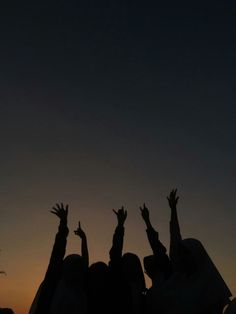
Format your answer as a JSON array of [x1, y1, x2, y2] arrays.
[[49, 254, 88, 314], [62, 254, 87, 283], [48, 254, 88, 313], [29, 282, 42, 314], [122, 253, 146, 290], [144, 254, 171, 280], [87, 262, 111, 314], [88, 262, 109, 287]]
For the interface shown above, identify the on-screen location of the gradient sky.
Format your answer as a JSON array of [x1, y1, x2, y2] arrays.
[[0, 1, 236, 313]]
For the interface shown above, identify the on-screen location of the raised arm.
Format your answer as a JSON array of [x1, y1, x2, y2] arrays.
[[74, 221, 89, 267], [47, 203, 69, 269], [109, 206, 127, 265], [167, 189, 182, 262], [35, 203, 69, 314], [140, 203, 167, 256]]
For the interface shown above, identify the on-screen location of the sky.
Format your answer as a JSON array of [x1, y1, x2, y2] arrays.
[[0, 1, 236, 313]]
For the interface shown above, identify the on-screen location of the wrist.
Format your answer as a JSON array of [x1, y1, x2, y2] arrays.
[[146, 221, 152, 229], [60, 218, 67, 225]]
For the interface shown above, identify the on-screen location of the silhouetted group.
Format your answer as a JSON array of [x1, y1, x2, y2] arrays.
[[28, 189, 234, 314]]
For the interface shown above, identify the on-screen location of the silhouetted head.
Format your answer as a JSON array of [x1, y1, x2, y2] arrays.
[[50, 254, 88, 313], [122, 253, 146, 290], [62, 254, 87, 284], [143, 254, 171, 281], [88, 262, 110, 290], [88, 262, 109, 280]]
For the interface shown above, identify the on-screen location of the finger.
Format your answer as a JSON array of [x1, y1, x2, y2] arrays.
[[79, 221, 81, 229], [113, 209, 117, 215], [66, 204, 69, 212], [52, 207, 59, 212], [176, 197, 179, 202], [60, 203, 64, 209], [143, 203, 146, 208], [139, 207, 143, 212], [50, 210, 58, 216], [56, 203, 61, 209], [121, 206, 124, 210]]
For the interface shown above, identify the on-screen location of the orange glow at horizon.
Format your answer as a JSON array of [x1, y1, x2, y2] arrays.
[[1, 188, 235, 313]]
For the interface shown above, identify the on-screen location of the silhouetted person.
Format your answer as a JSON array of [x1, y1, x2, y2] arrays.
[[121, 252, 146, 314], [168, 189, 196, 275], [29, 282, 43, 314], [87, 262, 112, 314], [31, 203, 88, 314], [140, 203, 172, 314], [166, 189, 232, 314], [49, 254, 87, 314], [109, 207, 146, 314], [140, 204, 172, 285], [31, 203, 69, 314], [49, 221, 88, 314]]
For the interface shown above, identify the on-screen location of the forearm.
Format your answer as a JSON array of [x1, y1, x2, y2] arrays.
[[146, 225, 167, 256], [81, 235, 89, 267], [109, 224, 124, 263], [144, 217, 153, 230], [169, 206, 182, 266], [142, 214, 167, 255], [170, 207, 182, 242], [46, 219, 69, 276], [37, 219, 68, 314]]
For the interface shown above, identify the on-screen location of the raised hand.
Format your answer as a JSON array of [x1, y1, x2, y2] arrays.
[[113, 206, 127, 226], [74, 221, 89, 266], [167, 189, 179, 209], [140, 203, 150, 222], [51, 203, 68, 221], [74, 221, 86, 239]]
